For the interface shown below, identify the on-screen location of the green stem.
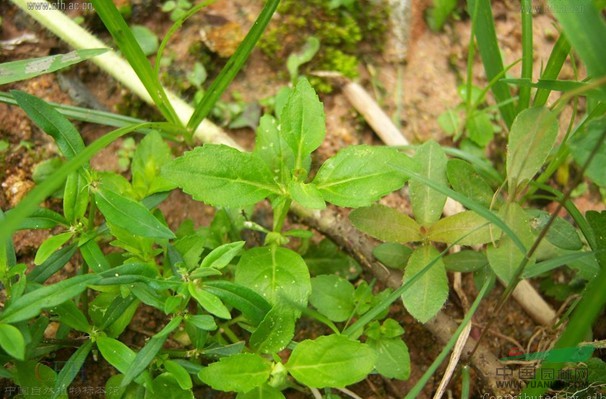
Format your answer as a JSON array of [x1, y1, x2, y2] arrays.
[[273, 198, 292, 233]]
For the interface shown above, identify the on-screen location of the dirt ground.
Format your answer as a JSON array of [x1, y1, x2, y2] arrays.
[[1, 0, 604, 398]]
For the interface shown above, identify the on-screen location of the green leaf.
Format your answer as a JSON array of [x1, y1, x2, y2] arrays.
[[53, 301, 90, 333], [254, 114, 294, 184], [161, 144, 281, 208], [304, 239, 361, 279], [443, 250, 488, 272], [130, 25, 159, 56], [79, 239, 111, 273], [188, 284, 231, 319], [185, 315, 217, 331], [34, 232, 74, 265], [0, 274, 99, 324], [63, 171, 89, 223], [53, 341, 93, 399], [94, 188, 175, 239], [236, 246, 311, 310], [0, 49, 108, 85], [569, 117, 606, 187], [401, 245, 448, 323], [372, 243, 413, 269], [368, 337, 410, 380], [236, 384, 285, 399], [12, 90, 85, 159], [287, 36, 320, 82], [200, 241, 245, 269], [198, 353, 271, 393], [286, 335, 376, 388], [30, 243, 77, 283], [309, 275, 355, 322], [486, 202, 535, 283], [350, 204, 422, 243], [428, 211, 495, 245], [250, 305, 295, 353], [0, 323, 25, 360], [437, 109, 460, 136], [122, 316, 182, 387], [426, 0, 457, 31], [409, 140, 448, 225], [148, 373, 194, 399], [131, 131, 176, 198], [314, 145, 413, 208], [280, 77, 326, 169], [14, 207, 67, 230], [97, 336, 136, 374], [446, 159, 494, 208], [203, 280, 271, 326], [527, 209, 583, 250], [289, 181, 326, 209], [466, 110, 494, 147], [506, 107, 559, 193], [164, 360, 193, 390]]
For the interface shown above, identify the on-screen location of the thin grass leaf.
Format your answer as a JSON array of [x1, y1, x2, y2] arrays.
[[90, 0, 180, 125], [52, 341, 93, 399], [518, 0, 533, 111], [468, 0, 516, 126], [0, 122, 161, 243], [534, 34, 571, 106], [187, 0, 279, 132], [0, 49, 107, 85]]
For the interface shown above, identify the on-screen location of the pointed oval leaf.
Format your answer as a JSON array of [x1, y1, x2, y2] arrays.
[[527, 209, 582, 250], [350, 204, 422, 243], [507, 106, 558, 192], [200, 241, 245, 269], [466, 110, 494, 147], [443, 250, 488, 272], [34, 232, 74, 265], [94, 188, 175, 239], [131, 131, 176, 198], [236, 384, 285, 399], [97, 336, 136, 375], [401, 245, 448, 323], [280, 77, 326, 169], [250, 306, 295, 354], [188, 284, 231, 319], [289, 181, 326, 209], [0, 323, 25, 360], [198, 353, 271, 393], [63, 171, 89, 223], [164, 360, 193, 390], [314, 145, 413, 208], [203, 280, 271, 326], [309, 275, 355, 322], [368, 337, 410, 380], [428, 211, 495, 245], [569, 117, 606, 187], [254, 114, 294, 184], [286, 335, 376, 388], [372, 243, 413, 270], [53, 341, 93, 399], [235, 246, 311, 310], [409, 140, 448, 225], [161, 145, 281, 208]]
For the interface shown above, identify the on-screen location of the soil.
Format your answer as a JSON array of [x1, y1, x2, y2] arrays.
[[0, 0, 604, 398]]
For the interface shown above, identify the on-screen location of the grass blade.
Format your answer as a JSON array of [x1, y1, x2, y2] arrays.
[[518, 0, 533, 111], [0, 49, 107, 85], [52, 341, 93, 399], [533, 34, 571, 106], [467, 0, 516, 126], [90, 0, 180, 126], [186, 0, 280, 132]]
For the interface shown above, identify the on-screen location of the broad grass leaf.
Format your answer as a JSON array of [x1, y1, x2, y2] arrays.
[[131, 131, 176, 198], [428, 211, 495, 245], [0, 323, 25, 360], [12, 90, 85, 159], [280, 77, 325, 169], [198, 353, 271, 392], [506, 107, 558, 193], [0, 49, 107, 85], [94, 188, 175, 239], [161, 144, 281, 208], [309, 275, 355, 322], [401, 245, 448, 323], [368, 337, 410, 380], [350, 204, 422, 243], [0, 274, 99, 324], [486, 202, 535, 283], [235, 246, 311, 311], [569, 117, 606, 188], [286, 335, 376, 388], [409, 140, 448, 226], [314, 145, 413, 208], [446, 159, 494, 208]]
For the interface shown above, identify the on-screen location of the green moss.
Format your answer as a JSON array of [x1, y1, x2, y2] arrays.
[[259, 0, 389, 93]]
